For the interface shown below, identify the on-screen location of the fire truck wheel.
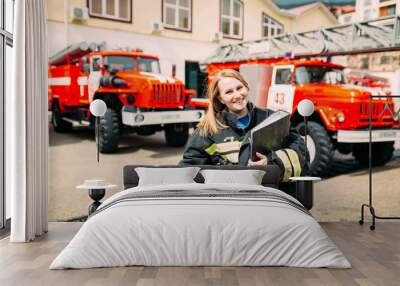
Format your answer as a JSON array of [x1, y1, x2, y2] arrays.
[[99, 109, 120, 153], [353, 142, 394, 167], [52, 104, 72, 133], [295, 121, 334, 176], [164, 123, 189, 147]]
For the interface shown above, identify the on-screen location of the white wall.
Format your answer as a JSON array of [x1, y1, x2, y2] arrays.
[[355, 0, 379, 22], [397, 0, 400, 15], [355, 0, 400, 22], [48, 21, 219, 82]]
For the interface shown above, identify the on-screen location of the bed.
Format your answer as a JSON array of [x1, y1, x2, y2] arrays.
[[50, 165, 350, 269]]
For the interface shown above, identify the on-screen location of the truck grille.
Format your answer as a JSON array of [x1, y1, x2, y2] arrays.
[[359, 102, 394, 122], [152, 83, 184, 106]]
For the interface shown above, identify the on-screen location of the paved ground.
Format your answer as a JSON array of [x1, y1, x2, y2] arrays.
[[49, 126, 400, 222]]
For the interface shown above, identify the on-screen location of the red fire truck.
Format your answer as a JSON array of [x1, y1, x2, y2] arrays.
[[345, 70, 391, 92], [194, 58, 400, 176], [48, 42, 204, 153]]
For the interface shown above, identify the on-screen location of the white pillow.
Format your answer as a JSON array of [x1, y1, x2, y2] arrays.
[[200, 169, 266, 185], [135, 167, 200, 186]]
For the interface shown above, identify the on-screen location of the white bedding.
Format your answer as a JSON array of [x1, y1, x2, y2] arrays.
[[50, 183, 351, 269]]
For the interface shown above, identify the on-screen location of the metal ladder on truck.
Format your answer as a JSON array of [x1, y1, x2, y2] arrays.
[[201, 15, 400, 66]]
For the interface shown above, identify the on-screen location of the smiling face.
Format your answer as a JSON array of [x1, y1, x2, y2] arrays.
[[217, 76, 249, 117]]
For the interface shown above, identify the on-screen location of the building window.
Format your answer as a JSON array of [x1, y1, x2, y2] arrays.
[[379, 4, 396, 17], [88, 0, 132, 22], [380, 55, 396, 65], [220, 0, 243, 39], [344, 15, 352, 23], [163, 0, 192, 31], [1, 0, 14, 230], [386, 5, 396, 16], [364, 0, 372, 6], [361, 57, 369, 69], [262, 13, 283, 38]]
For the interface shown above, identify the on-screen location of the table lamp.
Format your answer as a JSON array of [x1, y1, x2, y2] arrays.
[[290, 99, 318, 210], [297, 99, 314, 163], [89, 99, 107, 162]]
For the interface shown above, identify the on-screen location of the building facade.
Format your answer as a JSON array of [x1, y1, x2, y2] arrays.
[[339, 0, 400, 23], [46, 0, 338, 89], [341, 0, 400, 76], [356, 0, 399, 21], [336, 5, 356, 23]]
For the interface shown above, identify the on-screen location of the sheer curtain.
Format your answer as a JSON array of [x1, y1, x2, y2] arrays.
[[7, 0, 48, 242]]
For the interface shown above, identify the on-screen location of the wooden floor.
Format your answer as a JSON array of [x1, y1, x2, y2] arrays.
[[0, 222, 399, 286]]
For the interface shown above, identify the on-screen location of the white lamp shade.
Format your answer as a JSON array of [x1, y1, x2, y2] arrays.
[[298, 99, 314, 117], [90, 99, 107, 117]]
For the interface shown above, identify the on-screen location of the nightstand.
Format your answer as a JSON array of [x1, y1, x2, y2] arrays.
[[289, 177, 321, 210], [77, 180, 117, 215]]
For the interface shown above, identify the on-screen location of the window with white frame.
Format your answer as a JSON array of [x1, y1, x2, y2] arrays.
[[89, 0, 131, 22], [221, 0, 243, 39], [1, 0, 15, 230], [343, 14, 352, 23], [386, 5, 396, 16], [262, 13, 283, 38], [163, 0, 192, 31]]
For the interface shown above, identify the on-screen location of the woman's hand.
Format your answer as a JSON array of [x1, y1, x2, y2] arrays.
[[248, 152, 268, 166]]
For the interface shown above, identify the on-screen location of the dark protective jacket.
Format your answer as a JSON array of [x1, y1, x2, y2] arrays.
[[179, 102, 309, 182]]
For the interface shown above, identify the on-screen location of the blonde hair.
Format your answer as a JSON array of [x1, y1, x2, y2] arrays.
[[197, 69, 249, 137]]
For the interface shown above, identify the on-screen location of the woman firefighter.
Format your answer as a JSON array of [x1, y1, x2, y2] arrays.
[[179, 69, 309, 182]]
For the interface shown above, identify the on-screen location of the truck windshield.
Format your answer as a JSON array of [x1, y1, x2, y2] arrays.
[[295, 66, 346, 84], [137, 57, 161, 74], [104, 56, 135, 71]]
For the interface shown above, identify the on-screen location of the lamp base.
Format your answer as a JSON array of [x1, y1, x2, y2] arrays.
[[88, 188, 105, 215]]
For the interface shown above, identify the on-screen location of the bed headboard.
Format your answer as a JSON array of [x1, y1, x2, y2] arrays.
[[123, 165, 281, 190]]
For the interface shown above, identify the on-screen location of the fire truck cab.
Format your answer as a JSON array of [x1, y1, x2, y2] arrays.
[[203, 59, 400, 176], [48, 42, 204, 153]]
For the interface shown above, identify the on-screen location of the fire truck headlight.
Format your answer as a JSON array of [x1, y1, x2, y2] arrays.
[[196, 111, 203, 119], [337, 112, 345, 123], [135, 114, 144, 123]]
